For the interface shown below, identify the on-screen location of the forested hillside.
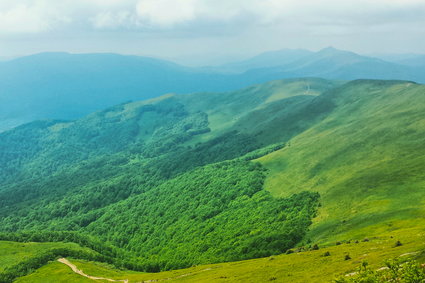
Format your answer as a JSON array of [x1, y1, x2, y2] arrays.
[[1, 78, 425, 281], [0, 78, 334, 272]]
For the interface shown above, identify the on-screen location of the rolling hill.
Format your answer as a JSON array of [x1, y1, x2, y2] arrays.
[[0, 78, 424, 282], [259, 80, 425, 243]]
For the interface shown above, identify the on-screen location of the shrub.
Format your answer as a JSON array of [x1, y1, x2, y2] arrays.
[[334, 258, 425, 282]]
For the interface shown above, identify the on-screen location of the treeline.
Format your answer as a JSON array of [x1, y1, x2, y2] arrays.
[[240, 142, 286, 161], [0, 231, 117, 258], [0, 231, 166, 274]]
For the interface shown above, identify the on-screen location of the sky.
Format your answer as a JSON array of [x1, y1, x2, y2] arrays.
[[0, 0, 424, 66]]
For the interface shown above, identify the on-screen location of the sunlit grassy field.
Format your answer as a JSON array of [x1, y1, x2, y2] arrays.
[[259, 81, 425, 244], [14, 262, 93, 283], [14, 223, 425, 282]]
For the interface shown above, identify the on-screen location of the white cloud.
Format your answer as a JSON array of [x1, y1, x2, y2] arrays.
[[0, 0, 424, 59], [0, 1, 73, 34], [0, 3, 50, 33], [136, 0, 197, 27], [91, 11, 140, 29], [0, 0, 424, 34]]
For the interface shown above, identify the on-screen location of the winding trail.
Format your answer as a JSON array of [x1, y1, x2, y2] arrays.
[[58, 258, 128, 282], [58, 258, 213, 283]]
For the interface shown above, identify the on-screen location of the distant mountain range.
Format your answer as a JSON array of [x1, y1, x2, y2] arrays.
[[227, 47, 425, 83], [1, 47, 425, 131], [208, 48, 313, 73], [374, 53, 425, 67]]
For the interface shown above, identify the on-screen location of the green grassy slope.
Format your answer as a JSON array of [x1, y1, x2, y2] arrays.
[[14, 228, 425, 282], [180, 77, 340, 137], [14, 262, 93, 283], [259, 80, 425, 243]]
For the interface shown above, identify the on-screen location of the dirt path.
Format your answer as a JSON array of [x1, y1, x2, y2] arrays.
[[58, 258, 213, 283], [58, 258, 128, 283]]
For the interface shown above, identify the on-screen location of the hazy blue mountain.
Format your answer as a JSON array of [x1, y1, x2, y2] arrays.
[[0, 52, 247, 131], [212, 48, 313, 73], [373, 53, 425, 67], [241, 47, 425, 83], [394, 55, 425, 67]]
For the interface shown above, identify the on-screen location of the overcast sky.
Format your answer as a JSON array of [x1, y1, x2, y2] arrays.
[[0, 0, 424, 65]]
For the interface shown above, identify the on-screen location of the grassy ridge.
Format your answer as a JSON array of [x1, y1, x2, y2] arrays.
[[0, 241, 84, 272], [259, 80, 425, 243]]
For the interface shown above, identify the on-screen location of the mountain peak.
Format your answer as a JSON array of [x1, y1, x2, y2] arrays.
[[321, 46, 338, 52], [315, 46, 364, 60], [317, 46, 350, 55]]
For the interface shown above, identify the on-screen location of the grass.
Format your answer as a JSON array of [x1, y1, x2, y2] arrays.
[[258, 80, 425, 244], [14, 262, 93, 283], [181, 78, 340, 143], [13, 224, 425, 282], [0, 241, 84, 272]]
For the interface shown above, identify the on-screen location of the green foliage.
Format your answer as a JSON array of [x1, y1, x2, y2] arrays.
[[85, 160, 320, 270], [335, 259, 425, 283], [0, 159, 319, 272]]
